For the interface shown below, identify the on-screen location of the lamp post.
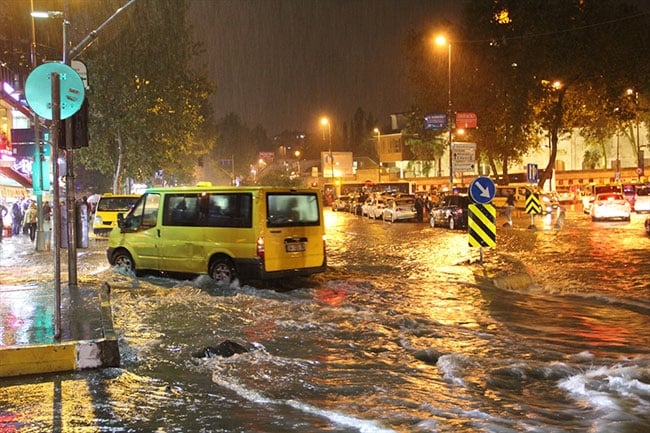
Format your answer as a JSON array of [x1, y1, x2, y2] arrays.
[[374, 127, 381, 182], [436, 35, 453, 187], [29, 0, 47, 252], [32, 7, 79, 288], [626, 88, 642, 179], [294, 150, 301, 176], [321, 117, 334, 195]]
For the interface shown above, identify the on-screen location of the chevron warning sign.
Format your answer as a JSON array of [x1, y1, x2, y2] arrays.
[[525, 193, 542, 214], [468, 204, 496, 248]]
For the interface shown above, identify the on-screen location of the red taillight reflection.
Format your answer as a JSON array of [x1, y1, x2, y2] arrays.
[[256, 236, 265, 258]]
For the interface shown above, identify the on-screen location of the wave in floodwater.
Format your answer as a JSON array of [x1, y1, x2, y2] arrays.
[[1, 210, 650, 432]]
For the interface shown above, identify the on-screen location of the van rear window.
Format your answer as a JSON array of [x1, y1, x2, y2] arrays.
[[97, 196, 138, 211], [266, 193, 320, 227]]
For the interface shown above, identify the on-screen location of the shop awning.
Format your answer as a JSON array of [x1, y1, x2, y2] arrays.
[[0, 87, 34, 119], [0, 166, 32, 188]]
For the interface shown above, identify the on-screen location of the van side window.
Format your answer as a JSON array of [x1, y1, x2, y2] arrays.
[[206, 193, 252, 228], [162, 193, 252, 228], [164, 194, 200, 226]]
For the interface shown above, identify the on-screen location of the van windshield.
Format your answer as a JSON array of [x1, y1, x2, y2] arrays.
[[267, 193, 321, 227]]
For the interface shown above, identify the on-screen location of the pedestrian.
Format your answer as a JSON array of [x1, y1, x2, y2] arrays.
[[0, 202, 7, 242], [11, 202, 22, 235], [415, 195, 424, 222], [42, 200, 52, 231], [23, 202, 38, 242], [22, 200, 30, 235], [505, 190, 515, 227]]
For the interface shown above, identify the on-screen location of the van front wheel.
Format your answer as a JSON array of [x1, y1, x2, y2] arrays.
[[209, 257, 236, 285], [112, 249, 136, 274]]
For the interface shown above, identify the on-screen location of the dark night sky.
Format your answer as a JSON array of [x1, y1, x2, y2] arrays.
[[187, 0, 464, 136]]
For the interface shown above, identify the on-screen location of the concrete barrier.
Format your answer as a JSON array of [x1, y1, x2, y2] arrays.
[[0, 282, 120, 378]]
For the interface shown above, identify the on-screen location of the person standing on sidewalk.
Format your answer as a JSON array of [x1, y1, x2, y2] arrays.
[[11, 202, 22, 235], [23, 202, 38, 242], [0, 202, 7, 242], [42, 200, 52, 232]]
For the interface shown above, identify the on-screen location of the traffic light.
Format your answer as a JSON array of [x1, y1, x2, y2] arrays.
[[58, 97, 89, 149]]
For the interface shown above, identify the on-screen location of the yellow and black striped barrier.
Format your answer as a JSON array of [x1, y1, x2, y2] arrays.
[[468, 203, 496, 248], [525, 193, 541, 214]]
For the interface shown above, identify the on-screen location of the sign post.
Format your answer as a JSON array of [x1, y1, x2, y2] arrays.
[[452, 142, 477, 174], [468, 176, 497, 263]]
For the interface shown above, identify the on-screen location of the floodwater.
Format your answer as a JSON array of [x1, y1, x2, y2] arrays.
[[1, 207, 649, 432]]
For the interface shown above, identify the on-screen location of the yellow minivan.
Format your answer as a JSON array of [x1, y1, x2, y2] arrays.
[[106, 185, 327, 284], [92, 193, 140, 237], [491, 184, 532, 209]]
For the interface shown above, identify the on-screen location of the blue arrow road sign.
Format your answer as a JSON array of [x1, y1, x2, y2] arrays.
[[469, 176, 496, 204]]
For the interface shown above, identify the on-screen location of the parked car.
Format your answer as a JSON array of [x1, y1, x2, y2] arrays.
[[332, 195, 351, 212], [348, 194, 365, 215], [429, 194, 470, 230], [590, 192, 631, 222], [633, 185, 650, 213], [361, 197, 375, 217], [367, 198, 387, 219], [382, 197, 417, 222]]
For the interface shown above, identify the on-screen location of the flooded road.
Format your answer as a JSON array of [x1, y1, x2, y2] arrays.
[[1, 207, 649, 432]]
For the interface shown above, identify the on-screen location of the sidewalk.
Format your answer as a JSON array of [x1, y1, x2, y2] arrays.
[[0, 233, 119, 378]]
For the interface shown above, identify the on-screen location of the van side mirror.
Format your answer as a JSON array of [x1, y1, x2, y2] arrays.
[[117, 213, 125, 229]]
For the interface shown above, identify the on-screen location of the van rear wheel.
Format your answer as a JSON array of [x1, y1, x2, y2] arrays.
[[209, 257, 236, 285]]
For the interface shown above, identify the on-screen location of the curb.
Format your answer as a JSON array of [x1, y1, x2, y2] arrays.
[[0, 282, 120, 378]]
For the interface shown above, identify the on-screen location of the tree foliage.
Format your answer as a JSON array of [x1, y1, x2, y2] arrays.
[[406, 0, 650, 186], [74, 0, 215, 191]]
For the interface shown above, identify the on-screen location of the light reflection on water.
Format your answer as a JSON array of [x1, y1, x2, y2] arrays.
[[0, 209, 649, 432]]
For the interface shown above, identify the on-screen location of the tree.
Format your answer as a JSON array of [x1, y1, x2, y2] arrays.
[[465, 0, 650, 188], [74, 0, 215, 192], [406, 0, 650, 187]]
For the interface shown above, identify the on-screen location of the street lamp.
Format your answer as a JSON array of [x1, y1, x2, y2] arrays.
[[435, 35, 453, 187], [374, 127, 381, 182], [321, 117, 334, 192], [29, 1, 47, 252], [294, 150, 301, 176], [626, 88, 643, 178], [32, 8, 80, 289]]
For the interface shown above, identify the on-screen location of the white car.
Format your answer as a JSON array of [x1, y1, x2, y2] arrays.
[[633, 186, 650, 213], [382, 198, 416, 222], [368, 198, 387, 219], [590, 193, 631, 222]]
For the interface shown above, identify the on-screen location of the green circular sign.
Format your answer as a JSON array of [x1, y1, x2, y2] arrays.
[[25, 62, 85, 120]]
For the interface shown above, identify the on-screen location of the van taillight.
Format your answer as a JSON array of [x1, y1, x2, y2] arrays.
[[256, 236, 265, 258]]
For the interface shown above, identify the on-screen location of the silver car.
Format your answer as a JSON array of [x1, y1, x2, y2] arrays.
[[382, 198, 417, 222]]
